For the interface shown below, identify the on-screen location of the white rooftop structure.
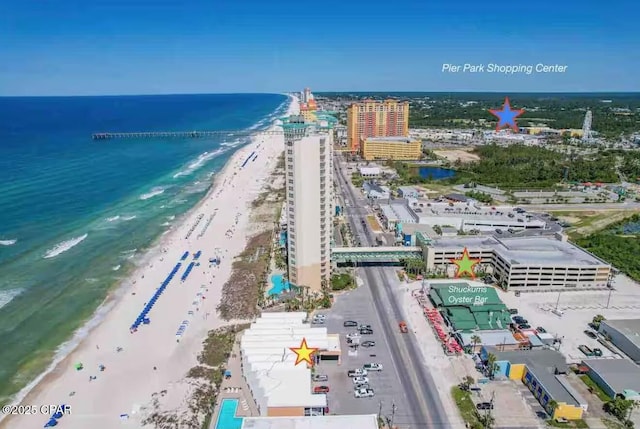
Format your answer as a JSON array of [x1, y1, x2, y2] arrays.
[[432, 235, 604, 266], [358, 166, 381, 177], [240, 312, 329, 414], [406, 199, 545, 232], [241, 414, 379, 429]]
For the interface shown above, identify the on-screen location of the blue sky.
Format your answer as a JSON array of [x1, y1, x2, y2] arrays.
[[1, 0, 638, 95]]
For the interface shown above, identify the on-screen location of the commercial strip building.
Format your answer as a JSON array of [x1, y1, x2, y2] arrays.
[[598, 319, 640, 363], [281, 100, 337, 292], [581, 358, 640, 400], [240, 414, 378, 429], [240, 312, 341, 417], [380, 199, 546, 233], [360, 136, 422, 161], [347, 99, 409, 152], [362, 182, 390, 200], [481, 347, 587, 421], [424, 235, 611, 290]]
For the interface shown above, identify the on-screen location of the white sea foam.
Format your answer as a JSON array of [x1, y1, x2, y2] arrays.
[[106, 216, 120, 222], [0, 239, 17, 246], [173, 148, 226, 178], [161, 222, 172, 227], [112, 265, 121, 271], [166, 215, 175, 220], [44, 234, 88, 259], [139, 187, 165, 200], [121, 215, 137, 221], [0, 288, 22, 310]]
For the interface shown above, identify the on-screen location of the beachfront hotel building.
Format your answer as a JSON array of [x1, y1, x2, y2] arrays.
[[347, 99, 409, 152], [360, 136, 422, 161], [281, 107, 336, 292], [239, 313, 341, 417], [423, 235, 612, 290]]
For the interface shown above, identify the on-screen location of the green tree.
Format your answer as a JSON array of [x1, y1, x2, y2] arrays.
[[485, 353, 498, 380], [470, 335, 482, 352], [604, 397, 635, 421], [593, 314, 606, 329]]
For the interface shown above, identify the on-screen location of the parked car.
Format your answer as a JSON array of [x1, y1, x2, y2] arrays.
[[313, 374, 328, 382], [347, 368, 368, 377], [496, 229, 503, 234], [579, 345, 594, 356], [352, 376, 370, 385], [343, 320, 358, 327], [476, 402, 494, 410], [313, 385, 330, 394], [593, 348, 603, 357], [312, 318, 325, 324], [518, 323, 531, 330], [361, 341, 376, 348], [354, 382, 370, 390], [584, 330, 597, 339], [508, 308, 518, 315], [513, 316, 527, 324], [346, 332, 361, 340], [359, 324, 372, 330], [354, 388, 375, 398], [359, 328, 374, 335], [536, 327, 546, 333], [363, 363, 383, 371]]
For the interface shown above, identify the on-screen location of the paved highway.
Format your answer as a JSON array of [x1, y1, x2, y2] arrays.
[[334, 154, 450, 428], [525, 201, 640, 211]]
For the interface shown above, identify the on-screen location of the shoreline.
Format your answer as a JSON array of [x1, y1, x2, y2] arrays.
[[0, 96, 296, 429]]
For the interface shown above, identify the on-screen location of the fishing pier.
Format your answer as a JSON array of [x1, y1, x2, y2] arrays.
[[92, 130, 284, 140]]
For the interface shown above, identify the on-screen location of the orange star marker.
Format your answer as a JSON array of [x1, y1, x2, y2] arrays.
[[450, 247, 481, 279], [289, 338, 318, 366]]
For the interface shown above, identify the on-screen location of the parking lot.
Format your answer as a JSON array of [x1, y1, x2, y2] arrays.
[[311, 280, 418, 426], [497, 274, 640, 363]]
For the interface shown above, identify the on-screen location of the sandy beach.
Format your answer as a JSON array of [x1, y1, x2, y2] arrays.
[[0, 96, 298, 429]]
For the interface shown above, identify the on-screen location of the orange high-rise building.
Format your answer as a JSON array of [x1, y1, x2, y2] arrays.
[[347, 99, 409, 152]]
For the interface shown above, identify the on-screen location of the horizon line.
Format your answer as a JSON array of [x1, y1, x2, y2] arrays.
[[1, 90, 640, 98]]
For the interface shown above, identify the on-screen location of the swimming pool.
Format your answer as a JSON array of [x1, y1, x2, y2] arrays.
[[214, 399, 243, 429], [268, 273, 290, 296]]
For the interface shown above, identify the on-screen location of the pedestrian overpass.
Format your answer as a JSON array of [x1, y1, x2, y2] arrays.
[[331, 246, 423, 264]]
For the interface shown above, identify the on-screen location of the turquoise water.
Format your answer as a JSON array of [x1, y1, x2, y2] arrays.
[[268, 274, 290, 296], [418, 166, 456, 180], [279, 231, 286, 247], [215, 399, 243, 429], [0, 94, 289, 403]]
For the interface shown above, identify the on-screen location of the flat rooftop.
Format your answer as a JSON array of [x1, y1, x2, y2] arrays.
[[241, 414, 378, 429], [583, 358, 640, 394], [379, 203, 418, 223], [601, 319, 640, 348], [407, 200, 544, 226], [431, 235, 608, 267]]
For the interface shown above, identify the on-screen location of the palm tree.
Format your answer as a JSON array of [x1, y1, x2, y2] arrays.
[[477, 412, 495, 428], [470, 335, 482, 353], [485, 353, 498, 379], [547, 399, 558, 417]]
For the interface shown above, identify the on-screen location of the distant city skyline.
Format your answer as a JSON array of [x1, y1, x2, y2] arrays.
[[2, 0, 638, 96]]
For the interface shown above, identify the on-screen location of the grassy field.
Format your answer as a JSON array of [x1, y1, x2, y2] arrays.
[[451, 386, 482, 429], [579, 375, 613, 402], [550, 209, 640, 238]]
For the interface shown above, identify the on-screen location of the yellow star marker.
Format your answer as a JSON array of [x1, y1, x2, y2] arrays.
[[450, 247, 481, 279], [290, 338, 318, 366]]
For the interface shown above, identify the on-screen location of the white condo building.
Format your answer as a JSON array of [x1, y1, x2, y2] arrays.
[[281, 110, 336, 292]]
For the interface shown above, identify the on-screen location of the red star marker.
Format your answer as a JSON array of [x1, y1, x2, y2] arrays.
[[450, 247, 481, 279], [289, 338, 318, 366]]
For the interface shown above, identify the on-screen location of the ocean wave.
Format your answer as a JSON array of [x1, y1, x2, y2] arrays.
[[167, 215, 175, 220], [44, 233, 88, 259], [161, 222, 172, 227], [0, 288, 23, 310], [112, 265, 121, 271], [0, 239, 17, 246], [140, 187, 165, 200], [106, 216, 120, 222], [122, 215, 137, 221], [173, 148, 226, 178]]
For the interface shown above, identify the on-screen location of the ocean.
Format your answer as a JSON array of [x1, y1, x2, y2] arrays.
[[0, 93, 289, 403]]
